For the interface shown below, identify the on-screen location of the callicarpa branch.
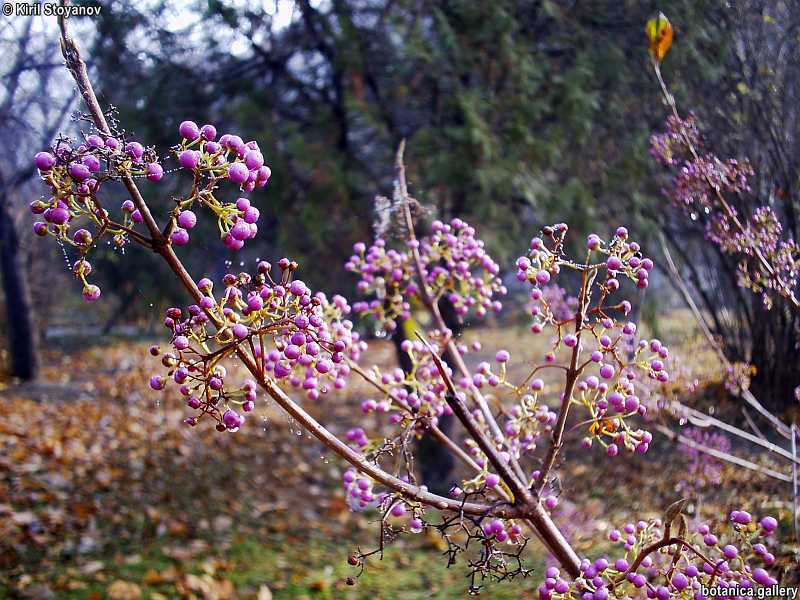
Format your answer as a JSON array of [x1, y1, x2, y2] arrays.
[[21, 9, 792, 599]]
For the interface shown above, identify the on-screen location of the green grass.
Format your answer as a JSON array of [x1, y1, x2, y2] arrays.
[[8, 530, 548, 599]]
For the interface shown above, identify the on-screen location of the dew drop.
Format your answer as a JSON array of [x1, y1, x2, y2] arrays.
[[56, 239, 72, 271]]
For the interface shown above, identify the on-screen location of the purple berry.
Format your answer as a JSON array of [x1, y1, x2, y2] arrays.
[[125, 142, 144, 160], [606, 256, 622, 271], [228, 162, 249, 184], [201, 124, 217, 140], [68, 162, 91, 181], [146, 162, 164, 182], [177, 210, 197, 229], [178, 149, 200, 169], [179, 120, 201, 141], [171, 228, 189, 246], [82, 284, 101, 302], [34, 151, 56, 171]]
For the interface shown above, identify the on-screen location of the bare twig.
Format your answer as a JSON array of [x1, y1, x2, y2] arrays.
[[666, 398, 799, 465], [741, 407, 767, 442], [537, 266, 595, 495], [394, 141, 528, 487], [653, 424, 791, 483], [659, 233, 791, 439], [424, 336, 582, 577]]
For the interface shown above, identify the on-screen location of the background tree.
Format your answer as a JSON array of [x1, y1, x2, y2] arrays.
[[0, 16, 75, 379], [7, 0, 797, 410]]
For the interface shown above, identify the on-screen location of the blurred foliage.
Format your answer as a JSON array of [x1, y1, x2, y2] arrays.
[[5, 0, 797, 405], [83, 0, 726, 283]]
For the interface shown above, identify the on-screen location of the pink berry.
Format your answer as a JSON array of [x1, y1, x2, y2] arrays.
[[146, 162, 164, 182]]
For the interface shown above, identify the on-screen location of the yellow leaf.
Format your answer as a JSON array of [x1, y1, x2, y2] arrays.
[[646, 12, 673, 63]]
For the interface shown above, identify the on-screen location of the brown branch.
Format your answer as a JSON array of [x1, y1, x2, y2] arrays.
[[615, 535, 718, 587], [536, 266, 594, 495], [394, 141, 528, 486], [56, 10, 509, 523], [424, 337, 581, 578]]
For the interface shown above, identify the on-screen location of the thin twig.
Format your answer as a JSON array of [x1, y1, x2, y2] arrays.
[[666, 399, 798, 465], [537, 267, 594, 495], [394, 141, 528, 487], [659, 233, 791, 439], [423, 335, 582, 577], [653, 424, 791, 483]]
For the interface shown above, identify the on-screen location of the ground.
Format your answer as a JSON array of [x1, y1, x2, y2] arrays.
[[0, 316, 795, 599]]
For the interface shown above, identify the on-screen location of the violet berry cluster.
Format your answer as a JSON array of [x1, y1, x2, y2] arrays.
[[170, 120, 271, 250], [346, 217, 506, 331], [514, 225, 665, 456], [676, 427, 731, 494], [31, 132, 165, 300], [148, 258, 366, 431], [342, 223, 674, 544], [31, 120, 273, 302], [543, 510, 780, 599], [651, 113, 799, 308]]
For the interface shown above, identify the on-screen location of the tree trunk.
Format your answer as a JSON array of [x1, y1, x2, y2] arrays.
[[392, 297, 465, 494], [0, 192, 39, 379]]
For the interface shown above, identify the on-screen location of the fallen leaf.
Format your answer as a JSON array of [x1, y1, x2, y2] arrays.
[[106, 580, 141, 600], [80, 560, 104, 575], [257, 585, 273, 600]]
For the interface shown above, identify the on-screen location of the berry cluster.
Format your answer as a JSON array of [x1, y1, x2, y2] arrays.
[[170, 120, 271, 250], [422, 218, 506, 317], [148, 259, 366, 430], [541, 510, 779, 599], [31, 133, 165, 300], [347, 217, 506, 330], [676, 427, 731, 494], [346, 239, 413, 330], [31, 120, 273, 301], [513, 226, 665, 456], [651, 113, 799, 308]]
